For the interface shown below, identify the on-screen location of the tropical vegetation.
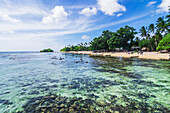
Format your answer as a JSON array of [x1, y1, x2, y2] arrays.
[[61, 11, 170, 52], [157, 33, 170, 51], [40, 48, 54, 52]]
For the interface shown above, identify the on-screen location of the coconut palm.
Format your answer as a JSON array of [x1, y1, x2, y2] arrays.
[[156, 17, 168, 36], [139, 26, 147, 38], [165, 14, 170, 33], [84, 42, 87, 47], [149, 24, 155, 33], [149, 24, 157, 49], [140, 26, 154, 50]]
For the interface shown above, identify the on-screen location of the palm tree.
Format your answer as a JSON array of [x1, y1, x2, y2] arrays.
[[149, 24, 157, 49], [88, 41, 92, 46], [84, 42, 87, 47], [156, 17, 168, 36], [139, 26, 147, 38], [139, 26, 154, 50], [165, 14, 170, 33], [149, 24, 155, 33]]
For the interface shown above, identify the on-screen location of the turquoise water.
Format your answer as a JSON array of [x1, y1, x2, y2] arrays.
[[0, 52, 169, 112]]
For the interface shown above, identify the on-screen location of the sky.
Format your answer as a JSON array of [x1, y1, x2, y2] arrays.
[[0, 0, 169, 51]]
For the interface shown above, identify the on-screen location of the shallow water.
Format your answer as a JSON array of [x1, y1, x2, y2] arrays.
[[0, 52, 169, 112]]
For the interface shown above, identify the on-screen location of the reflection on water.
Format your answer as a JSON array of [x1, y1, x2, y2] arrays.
[[0, 52, 169, 112]]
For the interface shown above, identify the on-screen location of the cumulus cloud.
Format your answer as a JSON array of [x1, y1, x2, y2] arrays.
[[97, 0, 126, 16], [156, 0, 169, 13], [42, 6, 68, 24], [79, 7, 97, 16], [117, 13, 123, 17], [146, 1, 156, 6], [81, 35, 90, 40]]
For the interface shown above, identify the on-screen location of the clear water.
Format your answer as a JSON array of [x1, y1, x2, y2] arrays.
[[0, 52, 169, 112]]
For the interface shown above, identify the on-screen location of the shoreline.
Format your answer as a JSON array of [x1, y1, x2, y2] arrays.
[[61, 51, 170, 60]]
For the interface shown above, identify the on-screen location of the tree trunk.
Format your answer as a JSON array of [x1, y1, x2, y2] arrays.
[[155, 37, 157, 51], [164, 31, 166, 36]]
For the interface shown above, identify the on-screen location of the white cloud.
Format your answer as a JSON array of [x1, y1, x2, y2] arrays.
[[146, 1, 156, 6], [66, 5, 94, 9], [84, 14, 149, 32], [0, 0, 151, 51], [42, 6, 68, 24], [0, 11, 20, 23], [0, 13, 148, 51], [156, 0, 169, 13], [79, 7, 97, 16], [117, 13, 123, 17], [97, 0, 126, 16], [0, 35, 61, 51], [0, 0, 47, 16], [81, 35, 90, 40]]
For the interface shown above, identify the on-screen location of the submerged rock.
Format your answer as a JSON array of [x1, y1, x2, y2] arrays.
[[59, 57, 64, 60], [0, 99, 13, 105], [28, 91, 40, 95], [96, 100, 108, 107], [20, 94, 170, 113], [51, 56, 58, 60]]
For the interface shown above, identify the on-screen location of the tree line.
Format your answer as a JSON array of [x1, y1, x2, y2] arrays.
[[61, 12, 170, 52]]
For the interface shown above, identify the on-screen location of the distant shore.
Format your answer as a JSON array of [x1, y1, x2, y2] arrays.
[[61, 51, 170, 60]]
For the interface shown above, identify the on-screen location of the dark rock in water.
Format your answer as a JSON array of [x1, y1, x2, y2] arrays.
[[46, 78, 59, 83], [0, 91, 10, 95], [151, 95, 156, 98], [0, 99, 13, 105], [158, 80, 169, 83], [132, 79, 165, 88], [20, 92, 26, 95], [137, 93, 149, 99], [110, 95, 117, 100], [50, 85, 58, 88], [22, 83, 33, 87], [59, 57, 64, 60], [51, 56, 58, 60], [85, 94, 99, 99], [21, 94, 170, 113], [22, 95, 98, 113], [96, 100, 108, 107], [28, 91, 40, 95]]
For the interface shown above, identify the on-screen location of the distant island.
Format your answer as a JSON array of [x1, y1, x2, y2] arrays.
[[40, 48, 54, 52]]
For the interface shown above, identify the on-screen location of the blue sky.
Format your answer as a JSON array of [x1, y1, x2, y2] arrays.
[[0, 0, 169, 51]]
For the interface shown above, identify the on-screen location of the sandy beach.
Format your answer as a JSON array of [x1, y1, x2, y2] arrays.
[[62, 51, 170, 60]]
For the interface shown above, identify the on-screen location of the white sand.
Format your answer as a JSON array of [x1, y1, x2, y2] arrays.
[[62, 51, 170, 60]]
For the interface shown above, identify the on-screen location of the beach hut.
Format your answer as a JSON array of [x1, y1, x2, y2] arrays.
[[142, 47, 149, 51]]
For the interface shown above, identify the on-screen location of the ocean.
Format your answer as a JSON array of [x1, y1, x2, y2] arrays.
[[0, 52, 169, 112]]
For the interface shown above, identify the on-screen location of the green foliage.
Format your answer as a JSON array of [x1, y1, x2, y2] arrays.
[[156, 16, 169, 35], [107, 33, 121, 50], [133, 37, 140, 47], [40, 48, 54, 52], [60, 44, 91, 51], [90, 30, 112, 51], [139, 37, 156, 50], [139, 39, 149, 48], [60, 12, 169, 52], [139, 26, 147, 37], [90, 26, 137, 51], [157, 33, 170, 51], [116, 26, 137, 49], [60, 47, 71, 51]]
